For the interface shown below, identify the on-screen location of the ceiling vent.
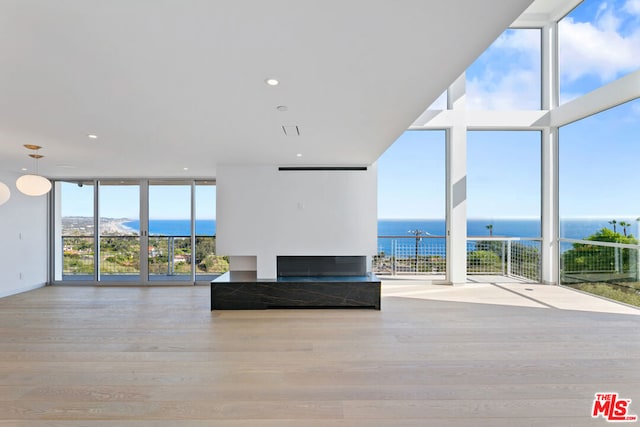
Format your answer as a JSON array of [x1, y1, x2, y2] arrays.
[[282, 125, 300, 136]]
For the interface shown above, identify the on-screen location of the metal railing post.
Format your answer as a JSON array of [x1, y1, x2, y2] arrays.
[[392, 239, 396, 276], [506, 240, 512, 277], [501, 240, 506, 275], [637, 247, 640, 282], [168, 236, 174, 276]]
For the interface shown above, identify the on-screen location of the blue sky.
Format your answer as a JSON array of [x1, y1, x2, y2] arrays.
[[61, 0, 639, 222], [61, 182, 215, 219]]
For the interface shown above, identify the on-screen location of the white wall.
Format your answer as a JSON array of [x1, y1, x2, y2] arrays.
[[0, 171, 48, 298], [216, 164, 377, 279]]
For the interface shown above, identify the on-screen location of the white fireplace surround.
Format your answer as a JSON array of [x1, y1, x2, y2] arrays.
[[216, 164, 377, 279]]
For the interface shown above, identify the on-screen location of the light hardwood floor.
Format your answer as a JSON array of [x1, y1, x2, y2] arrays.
[[0, 283, 639, 426]]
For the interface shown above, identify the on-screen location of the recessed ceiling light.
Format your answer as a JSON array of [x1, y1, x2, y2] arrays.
[[87, 134, 98, 139], [296, 153, 303, 158], [21, 168, 27, 171], [265, 78, 279, 86], [183, 167, 189, 171], [276, 105, 288, 112]]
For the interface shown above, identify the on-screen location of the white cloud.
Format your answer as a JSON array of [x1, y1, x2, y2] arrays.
[[559, 4, 640, 85], [492, 27, 540, 52], [466, 3, 640, 110], [467, 69, 540, 110], [466, 29, 541, 110], [624, 0, 640, 15]]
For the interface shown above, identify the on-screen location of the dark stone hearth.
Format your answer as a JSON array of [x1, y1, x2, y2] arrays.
[[211, 271, 381, 310]]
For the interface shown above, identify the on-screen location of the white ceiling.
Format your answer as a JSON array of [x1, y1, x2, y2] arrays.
[[0, 0, 535, 179]]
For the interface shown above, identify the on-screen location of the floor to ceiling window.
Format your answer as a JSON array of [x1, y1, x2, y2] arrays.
[[98, 181, 141, 282], [52, 179, 225, 284], [54, 180, 96, 281], [466, 131, 542, 281], [148, 181, 192, 282], [375, 130, 446, 275], [559, 98, 640, 305], [195, 181, 226, 280]]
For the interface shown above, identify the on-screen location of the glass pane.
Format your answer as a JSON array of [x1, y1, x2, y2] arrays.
[[466, 28, 541, 110], [467, 130, 541, 237], [559, 99, 640, 239], [148, 182, 192, 281], [376, 130, 446, 275], [466, 131, 542, 281], [559, 0, 640, 104], [559, 100, 640, 305], [56, 180, 95, 281], [559, 99, 640, 305], [99, 181, 140, 282], [561, 240, 640, 307], [195, 182, 227, 280]]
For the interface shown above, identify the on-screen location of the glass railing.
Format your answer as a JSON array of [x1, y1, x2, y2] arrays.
[[61, 235, 229, 280], [100, 236, 140, 277], [62, 236, 94, 277], [147, 236, 190, 277], [147, 235, 229, 277], [560, 238, 640, 307], [195, 236, 229, 275]]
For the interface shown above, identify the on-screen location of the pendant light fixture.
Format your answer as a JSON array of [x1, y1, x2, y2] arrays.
[[16, 145, 52, 196], [0, 181, 9, 206]]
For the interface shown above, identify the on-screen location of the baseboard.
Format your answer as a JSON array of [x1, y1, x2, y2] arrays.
[[0, 282, 47, 299]]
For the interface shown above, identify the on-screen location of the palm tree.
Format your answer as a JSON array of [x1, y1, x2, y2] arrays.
[[619, 221, 630, 237], [486, 224, 493, 237], [609, 219, 617, 233], [408, 229, 429, 272]]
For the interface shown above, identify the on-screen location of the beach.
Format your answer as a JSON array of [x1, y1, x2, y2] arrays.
[[61, 217, 135, 236]]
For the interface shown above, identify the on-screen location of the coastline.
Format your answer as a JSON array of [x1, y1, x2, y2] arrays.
[[101, 218, 136, 235], [61, 217, 136, 236]]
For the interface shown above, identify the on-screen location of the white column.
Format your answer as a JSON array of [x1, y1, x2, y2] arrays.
[[541, 22, 558, 111], [139, 180, 149, 282], [541, 127, 559, 284], [446, 125, 468, 284], [446, 73, 468, 284], [541, 21, 559, 285], [53, 182, 63, 281]]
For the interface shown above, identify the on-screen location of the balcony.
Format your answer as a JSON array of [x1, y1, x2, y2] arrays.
[[370, 234, 640, 307]]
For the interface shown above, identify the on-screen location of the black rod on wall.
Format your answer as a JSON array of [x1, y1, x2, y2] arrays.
[[278, 166, 367, 171]]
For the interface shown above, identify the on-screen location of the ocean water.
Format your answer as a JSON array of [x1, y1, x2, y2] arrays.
[[124, 219, 216, 236], [125, 218, 636, 244]]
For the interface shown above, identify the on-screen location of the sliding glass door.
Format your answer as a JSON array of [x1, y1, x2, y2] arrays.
[[195, 182, 225, 280], [148, 181, 192, 282], [53, 180, 96, 281], [52, 179, 223, 285], [98, 181, 141, 282]]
